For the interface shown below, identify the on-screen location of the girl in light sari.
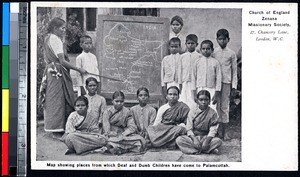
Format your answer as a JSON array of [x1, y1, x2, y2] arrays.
[[103, 91, 146, 155], [130, 87, 156, 147], [84, 77, 107, 132], [39, 17, 87, 138], [63, 96, 107, 155], [176, 90, 222, 154]]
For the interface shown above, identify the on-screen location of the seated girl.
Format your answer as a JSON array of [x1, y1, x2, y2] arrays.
[[147, 86, 190, 149], [103, 91, 146, 155], [130, 87, 157, 147], [176, 90, 222, 154], [63, 96, 107, 155]]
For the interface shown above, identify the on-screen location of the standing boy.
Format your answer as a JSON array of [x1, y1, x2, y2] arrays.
[[192, 40, 222, 112], [180, 34, 202, 108], [161, 37, 182, 99], [76, 35, 100, 96], [212, 29, 238, 140]]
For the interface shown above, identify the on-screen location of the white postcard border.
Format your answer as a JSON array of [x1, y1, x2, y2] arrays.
[[30, 2, 298, 171]]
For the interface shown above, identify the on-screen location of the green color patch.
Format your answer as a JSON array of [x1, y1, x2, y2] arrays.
[[2, 46, 9, 88]]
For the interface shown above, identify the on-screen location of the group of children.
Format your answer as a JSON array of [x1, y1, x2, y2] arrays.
[[64, 81, 221, 155], [163, 20, 238, 140], [57, 15, 238, 156]]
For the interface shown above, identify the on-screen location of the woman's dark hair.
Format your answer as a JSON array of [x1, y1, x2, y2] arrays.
[[136, 87, 149, 97], [167, 86, 180, 95], [170, 15, 183, 26], [197, 90, 211, 101], [112, 91, 125, 100], [74, 96, 89, 107], [47, 17, 65, 33], [85, 77, 98, 86]]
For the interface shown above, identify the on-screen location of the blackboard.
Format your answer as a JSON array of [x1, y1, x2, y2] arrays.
[[96, 15, 169, 103]]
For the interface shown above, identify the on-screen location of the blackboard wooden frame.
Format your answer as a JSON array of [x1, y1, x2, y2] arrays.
[[96, 15, 170, 108]]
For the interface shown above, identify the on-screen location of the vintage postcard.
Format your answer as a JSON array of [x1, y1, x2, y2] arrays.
[[30, 2, 297, 171]]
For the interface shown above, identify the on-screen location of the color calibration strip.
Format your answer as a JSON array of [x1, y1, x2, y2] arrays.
[[2, 2, 28, 176], [2, 2, 10, 176], [10, 3, 20, 176]]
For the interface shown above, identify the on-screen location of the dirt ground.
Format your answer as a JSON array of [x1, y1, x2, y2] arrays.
[[36, 118, 241, 162]]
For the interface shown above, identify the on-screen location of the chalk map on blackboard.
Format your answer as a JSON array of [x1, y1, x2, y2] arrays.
[[102, 22, 164, 94]]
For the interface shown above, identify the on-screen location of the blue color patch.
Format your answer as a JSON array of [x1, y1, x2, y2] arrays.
[[3, 3, 10, 45]]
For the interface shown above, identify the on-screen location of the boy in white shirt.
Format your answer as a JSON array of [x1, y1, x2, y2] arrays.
[[76, 35, 100, 96], [180, 34, 202, 108], [161, 37, 182, 100], [212, 29, 238, 140], [192, 40, 222, 112]]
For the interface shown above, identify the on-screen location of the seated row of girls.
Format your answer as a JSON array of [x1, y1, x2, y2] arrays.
[[63, 79, 221, 155], [63, 78, 156, 155]]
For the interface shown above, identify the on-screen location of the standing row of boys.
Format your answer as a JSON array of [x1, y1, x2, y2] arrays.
[[162, 28, 238, 141]]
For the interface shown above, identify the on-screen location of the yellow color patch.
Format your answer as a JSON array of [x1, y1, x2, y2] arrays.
[[2, 90, 9, 132]]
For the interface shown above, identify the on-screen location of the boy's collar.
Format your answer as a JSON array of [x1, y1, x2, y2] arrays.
[[220, 46, 228, 50], [202, 55, 212, 59], [188, 50, 197, 54]]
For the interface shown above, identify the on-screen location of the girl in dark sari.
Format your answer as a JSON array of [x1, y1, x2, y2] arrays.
[[176, 90, 222, 154], [102, 91, 146, 155], [39, 17, 87, 138], [147, 86, 190, 149]]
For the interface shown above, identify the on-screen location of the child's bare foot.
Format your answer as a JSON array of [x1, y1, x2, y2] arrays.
[[211, 148, 219, 154], [224, 134, 231, 141], [65, 148, 75, 155]]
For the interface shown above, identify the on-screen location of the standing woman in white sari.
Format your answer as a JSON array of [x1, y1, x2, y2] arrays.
[[39, 17, 87, 138]]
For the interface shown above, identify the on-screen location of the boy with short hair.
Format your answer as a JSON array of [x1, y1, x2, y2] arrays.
[[180, 34, 202, 108], [212, 29, 238, 140], [192, 40, 222, 112], [76, 35, 100, 96], [161, 37, 182, 99]]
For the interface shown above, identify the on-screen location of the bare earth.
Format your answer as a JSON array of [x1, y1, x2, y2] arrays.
[[36, 119, 241, 162]]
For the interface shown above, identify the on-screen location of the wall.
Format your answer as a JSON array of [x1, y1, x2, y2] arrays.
[[160, 8, 242, 53], [49, 7, 242, 53]]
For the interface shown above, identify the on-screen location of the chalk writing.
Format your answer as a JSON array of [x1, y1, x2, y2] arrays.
[[102, 22, 164, 94]]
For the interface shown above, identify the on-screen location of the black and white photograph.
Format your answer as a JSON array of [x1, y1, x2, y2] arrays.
[[30, 2, 297, 171]]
